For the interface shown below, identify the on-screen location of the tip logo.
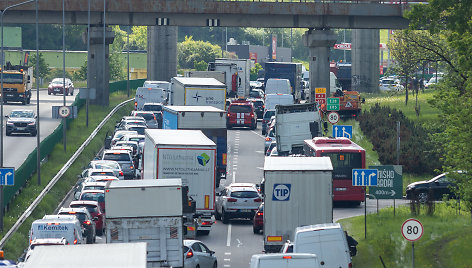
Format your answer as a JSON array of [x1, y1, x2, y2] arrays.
[[272, 184, 291, 201], [197, 153, 210, 166]]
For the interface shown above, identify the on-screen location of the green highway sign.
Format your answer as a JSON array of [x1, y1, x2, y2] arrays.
[[327, 97, 340, 111], [368, 165, 403, 199]]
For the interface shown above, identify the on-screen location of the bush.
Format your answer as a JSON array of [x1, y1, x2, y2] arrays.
[[358, 103, 441, 173]]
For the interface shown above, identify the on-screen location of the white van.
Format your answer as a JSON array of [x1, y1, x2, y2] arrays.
[[264, 94, 294, 111], [250, 253, 320, 268], [30, 215, 85, 245], [135, 87, 165, 110], [265, 78, 292, 95], [289, 223, 352, 268]]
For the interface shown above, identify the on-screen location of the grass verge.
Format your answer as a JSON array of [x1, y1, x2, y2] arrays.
[[339, 203, 472, 267], [1, 90, 135, 259]]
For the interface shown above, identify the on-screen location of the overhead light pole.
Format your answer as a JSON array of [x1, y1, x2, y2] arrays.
[[0, 0, 36, 232], [35, 0, 40, 185], [62, 0, 66, 152]]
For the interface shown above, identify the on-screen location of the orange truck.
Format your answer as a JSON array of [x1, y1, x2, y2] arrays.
[[1, 64, 32, 105], [321, 90, 363, 118]]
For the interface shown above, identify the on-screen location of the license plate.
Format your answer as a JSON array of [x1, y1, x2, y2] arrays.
[[240, 209, 250, 212], [17, 127, 25, 131], [55, 89, 61, 92], [335, 187, 347, 191], [6, 94, 13, 97]]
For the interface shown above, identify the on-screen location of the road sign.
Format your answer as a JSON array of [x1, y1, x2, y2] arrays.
[[272, 184, 291, 201], [315, 88, 326, 105], [402, 218, 424, 242], [327, 97, 340, 111], [369, 165, 403, 199], [327, 112, 339, 124], [0, 168, 14, 186], [352, 169, 378, 186], [58, 106, 71, 118], [333, 125, 352, 139]]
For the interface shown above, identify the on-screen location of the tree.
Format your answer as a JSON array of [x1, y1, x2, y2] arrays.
[[28, 53, 49, 79], [177, 36, 221, 69], [250, 63, 263, 81], [109, 26, 126, 81], [128, 26, 147, 50], [407, 0, 472, 217]]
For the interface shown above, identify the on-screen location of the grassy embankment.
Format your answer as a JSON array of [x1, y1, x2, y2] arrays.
[[338, 90, 472, 267], [1, 90, 135, 259]]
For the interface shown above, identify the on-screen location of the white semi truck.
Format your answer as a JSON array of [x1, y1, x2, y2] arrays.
[[215, 58, 252, 98], [263, 157, 333, 253], [169, 77, 226, 110], [105, 179, 185, 267], [142, 129, 217, 234]]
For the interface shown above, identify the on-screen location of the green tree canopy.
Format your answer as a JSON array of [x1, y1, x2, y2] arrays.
[[177, 36, 221, 69]]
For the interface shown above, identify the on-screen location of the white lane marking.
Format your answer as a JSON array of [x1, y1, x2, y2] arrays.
[[256, 167, 264, 170], [225, 252, 232, 255], [255, 150, 265, 154], [226, 224, 232, 247], [232, 171, 236, 183], [224, 265, 230, 267], [224, 259, 231, 262], [251, 130, 265, 139], [236, 238, 243, 248]]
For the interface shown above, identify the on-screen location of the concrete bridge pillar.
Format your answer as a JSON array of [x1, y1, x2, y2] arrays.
[[303, 29, 337, 100], [352, 29, 380, 93], [147, 26, 178, 82], [87, 26, 115, 106]]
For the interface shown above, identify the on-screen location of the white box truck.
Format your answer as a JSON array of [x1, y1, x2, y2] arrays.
[[250, 253, 320, 268], [135, 86, 166, 110], [169, 77, 226, 110], [215, 58, 251, 98], [162, 106, 227, 187], [275, 103, 323, 155], [142, 129, 217, 234], [105, 179, 184, 267], [185, 71, 226, 85], [263, 157, 333, 253], [208, 62, 239, 98]]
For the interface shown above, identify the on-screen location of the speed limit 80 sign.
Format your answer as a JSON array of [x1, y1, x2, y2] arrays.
[[401, 218, 424, 242]]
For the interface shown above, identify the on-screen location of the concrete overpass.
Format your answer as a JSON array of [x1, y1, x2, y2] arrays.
[[1, 0, 410, 104]]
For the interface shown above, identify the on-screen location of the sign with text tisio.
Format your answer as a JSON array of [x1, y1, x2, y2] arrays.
[[272, 184, 291, 201], [369, 165, 403, 199]]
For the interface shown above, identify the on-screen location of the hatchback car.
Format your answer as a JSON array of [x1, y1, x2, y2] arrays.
[[261, 110, 275, 135], [131, 110, 160, 129], [253, 203, 264, 234], [226, 100, 257, 130], [102, 149, 135, 179], [58, 207, 96, 244], [73, 181, 107, 200], [5, 109, 37, 136], [86, 160, 124, 180], [183, 240, 217, 268], [405, 172, 458, 203], [78, 190, 106, 213], [264, 128, 276, 153], [48, 78, 74, 95], [111, 130, 138, 146], [69, 200, 105, 235], [215, 183, 262, 224]]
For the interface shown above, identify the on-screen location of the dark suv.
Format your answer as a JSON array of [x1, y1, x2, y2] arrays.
[[405, 172, 459, 203], [5, 109, 37, 136]]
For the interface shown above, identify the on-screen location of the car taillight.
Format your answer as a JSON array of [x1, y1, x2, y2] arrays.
[[227, 113, 230, 117], [186, 250, 194, 259], [265, 137, 271, 141], [202, 221, 212, 225], [254, 198, 262, 202], [74, 239, 77, 245], [119, 171, 124, 176], [84, 220, 91, 225], [283, 256, 292, 259], [251, 114, 254, 117], [227, 198, 237, 202], [257, 212, 263, 216]]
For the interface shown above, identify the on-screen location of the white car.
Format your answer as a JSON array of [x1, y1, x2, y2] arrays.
[[215, 183, 262, 224], [379, 78, 404, 91], [111, 130, 138, 146], [183, 240, 217, 268], [86, 160, 124, 180]]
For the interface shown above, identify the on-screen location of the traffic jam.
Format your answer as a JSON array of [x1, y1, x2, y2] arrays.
[[18, 61, 364, 267]]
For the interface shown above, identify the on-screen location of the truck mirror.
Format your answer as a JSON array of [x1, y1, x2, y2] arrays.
[[28, 75, 31, 81]]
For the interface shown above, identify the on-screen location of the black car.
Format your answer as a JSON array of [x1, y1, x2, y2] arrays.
[[405, 172, 458, 203], [5, 109, 37, 136], [250, 99, 264, 119], [58, 207, 97, 244]]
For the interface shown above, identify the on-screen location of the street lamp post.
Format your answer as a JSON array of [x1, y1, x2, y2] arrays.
[[0, 0, 36, 232]]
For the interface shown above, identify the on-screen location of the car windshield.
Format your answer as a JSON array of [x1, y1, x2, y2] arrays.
[[229, 105, 252, 113], [94, 162, 119, 170], [139, 114, 156, 120], [103, 152, 131, 161], [84, 185, 105, 191], [252, 101, 263, 108], [70, 204, 98, 214], [382, 79, 395, 85], [80, 192, 105, 202], [230, 191, 259, 198], [128, 127, 145, 135], [10, 110, 34, 118], [128, 137, 144, 143], [143, 105, 162, 111], [4, 73, 23, 83], [59, 212, 86, 223], [263, 111, 275, 120]]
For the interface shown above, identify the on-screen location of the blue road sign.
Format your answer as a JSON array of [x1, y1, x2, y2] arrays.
[[0, 168, 14, 186], [333, 125, 353, 139], [272, 184, 291, 201], [352, 169, 378, 186]]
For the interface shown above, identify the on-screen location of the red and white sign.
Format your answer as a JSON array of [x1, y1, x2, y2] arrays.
[[327, 112, 340, 124], [271, 35, 277, 60], [314, 88, 327, 105], [333, 43, 387, 51], [401, 218, 424, 242]]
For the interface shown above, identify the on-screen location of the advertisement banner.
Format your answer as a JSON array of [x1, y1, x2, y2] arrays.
[[184, 87, 226, 110], [249, 52, 258, 62], [162, 111, 178, 129], [271, 34, 277, 60]]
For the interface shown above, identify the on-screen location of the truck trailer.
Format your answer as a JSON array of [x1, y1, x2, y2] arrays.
[[264, 62, 303, 102], [142, 129, 217, 234], [215, 58, 251, 98], [162, 106, 227, 187], [105, 179, 185, 267], [263, 157, 333, 253], [170, 77, 226, 110]]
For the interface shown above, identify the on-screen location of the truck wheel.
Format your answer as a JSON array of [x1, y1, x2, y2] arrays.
[[417, 192, 429, 204], [215, 209, 221, 220], [97, 228, 103, 236], [222, 209, 230, 224], [48, 91, 51, 95], [5, 131, 11, 136], [21, 98, 26, 105], [31, 130, 37, 137]]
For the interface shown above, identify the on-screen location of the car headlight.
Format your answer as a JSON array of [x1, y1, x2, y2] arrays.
[[6, 121, 13, 126], [28, 122, 36, 126]]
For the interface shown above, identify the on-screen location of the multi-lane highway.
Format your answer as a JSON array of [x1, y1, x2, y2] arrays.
[[2, 89, 75, 168]]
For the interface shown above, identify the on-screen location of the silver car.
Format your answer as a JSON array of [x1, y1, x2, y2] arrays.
[[86, 160, 124, 180], [184, 240, 217, 268], [215, 183, 262, 224], [101, 149, 135, 179]]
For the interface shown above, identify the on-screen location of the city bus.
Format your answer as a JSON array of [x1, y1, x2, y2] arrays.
[[304, 137, 365, 205]]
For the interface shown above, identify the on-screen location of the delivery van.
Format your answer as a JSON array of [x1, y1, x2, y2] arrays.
[[264, 94, 294, 111], [134, 87, 165, 110], [265, 78, 292, 95], [288, 223, 352, 268], [29, 215, 86, 245], [250, 253, 320, 268]]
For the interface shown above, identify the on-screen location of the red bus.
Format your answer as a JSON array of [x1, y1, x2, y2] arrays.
[[304, 137, 365, 204]]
